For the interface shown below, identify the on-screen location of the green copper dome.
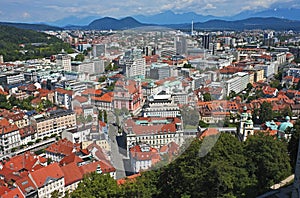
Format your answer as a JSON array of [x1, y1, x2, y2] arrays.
[[278, 121, 293, 133]]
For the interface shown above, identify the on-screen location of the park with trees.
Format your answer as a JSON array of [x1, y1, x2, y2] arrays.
[[66, 131, 294, 198]]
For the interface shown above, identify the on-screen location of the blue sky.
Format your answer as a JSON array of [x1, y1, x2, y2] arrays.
[[0, 0, 299, 23]]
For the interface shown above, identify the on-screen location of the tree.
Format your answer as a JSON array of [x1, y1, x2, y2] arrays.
[[288, 120, 300, 171], [0, 94, 12, 109], [8, 95, 18, 107], [105, 62, 118, 71], [70, 172, 119, 197], [120, 170, 160, 197], [281, 106, 292, 117], [253, 102, 273, 124], [43, 99, 53, 108], [98, 76, 107, 83], [50, 190, 62, 198], [199, 120, 209, 128], [86, 115, 93, 123], [270, 80, 282, 90], [246, 83, 253, 90], [296, 80, 300, 90], [98, 110, 103, 121], [228, 90, 237, 99], [158, 134, 251, 197], [183, 63, 193, 68], [245, 132, 291, 195], [103, 110, 108, 123], [77, 114, 86, 124], [74, 53, 85, 62], [203, 92, 212, 102]]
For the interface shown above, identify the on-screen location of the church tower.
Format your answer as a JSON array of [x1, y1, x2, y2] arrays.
[[239, 106, 254, 141]]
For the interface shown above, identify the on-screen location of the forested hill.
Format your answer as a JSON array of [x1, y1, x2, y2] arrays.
[[0, 22, 62, 31], [0, 25, 73, 62]]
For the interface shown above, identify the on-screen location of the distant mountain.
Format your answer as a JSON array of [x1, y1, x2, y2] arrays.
[[49, 15, 101, 27], [133, 9, 300, 25], [185, 17, 300, 31], [1, 15, 300, 32], [0, 22, 62, 31], [87, 17, 151, 30], [133, 10, 219, 24], [230, 8, 300, 21], [83, 16, 300, 31]]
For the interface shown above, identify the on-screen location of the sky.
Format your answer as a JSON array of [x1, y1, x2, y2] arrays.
[[0, 0, 299, 23]]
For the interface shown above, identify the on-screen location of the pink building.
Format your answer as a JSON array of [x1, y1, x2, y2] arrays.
[[113, 79, 143, 115]]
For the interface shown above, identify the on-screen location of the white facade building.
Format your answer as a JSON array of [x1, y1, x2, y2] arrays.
[[225, 72, 250, 96], [57, 54, 72, 72]]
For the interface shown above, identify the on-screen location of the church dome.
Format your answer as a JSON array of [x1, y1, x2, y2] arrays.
[[278, 121, 293, 133]]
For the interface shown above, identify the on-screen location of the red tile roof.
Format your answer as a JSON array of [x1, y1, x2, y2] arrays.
[[91, 92, 113, 103], [55, 88, 73, 96], [81, 88, 102, 96], [38, 88, 54, 97], [45, 139, 77, 156], [130, 145, 160, 161], [74, 95, 88, 103], [30, 163, 64, 188], [2, 152, 44, 173], [15, 175, 37, 196], [79, 161, 116, 175], [6, 112, 26, 122], [60, 163, 83, 186], [219, 66, 243, 74], [0, 187, 24, 198], [117, 173, 141, 185], [59, 153, 84, 166], [199, 128, 219, 139]]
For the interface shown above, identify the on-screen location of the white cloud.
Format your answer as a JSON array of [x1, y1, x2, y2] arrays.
[[203, 3, 217, 10], [22, 12, 30, 18], [0, 0, 298, 22]]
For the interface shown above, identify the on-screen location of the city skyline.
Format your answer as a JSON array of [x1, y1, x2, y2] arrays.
[[0, 0, 299, 23]]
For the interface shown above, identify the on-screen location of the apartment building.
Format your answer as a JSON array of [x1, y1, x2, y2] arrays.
[[0, 72, 25, 88], [54, 88, 73, 109], [30, 109, 76, 139], [225, 72, 250, 96], [0, 118, 21, 155], [56, 54, 72, 72], [29, 163, 65, 198], [121, 49, 146, 78]]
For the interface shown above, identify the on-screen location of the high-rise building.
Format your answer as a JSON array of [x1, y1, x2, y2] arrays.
[[149, 63, 170, 80], [175, 36, 187, 55], [92, 44, 106, 57], [56, 54, 71, 71], [202, 34, 211, 50], [122, 49, 146, 78]]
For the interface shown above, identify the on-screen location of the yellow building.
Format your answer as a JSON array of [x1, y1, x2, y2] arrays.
[[31, 109, 76, 139]]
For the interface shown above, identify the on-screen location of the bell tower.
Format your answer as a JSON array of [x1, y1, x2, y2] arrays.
[[239, 106, 254, 141]]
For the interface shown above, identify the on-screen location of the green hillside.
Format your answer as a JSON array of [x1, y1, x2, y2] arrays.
[[0, 25, 73, 62]]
